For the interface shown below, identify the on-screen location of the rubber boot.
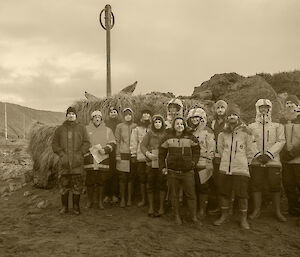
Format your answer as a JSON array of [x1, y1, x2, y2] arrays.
[[73, 194, 80, 215], [127, 182, 132, 207], [85, 186, 94, 208], [119, 182, 126, 208], [94, 186, 104, 210], [158, 191, 166, 216], [98, 186, 105, 210], [60, 192, 69, 214], [138, 183, 146, 207], [272, 192, 287, 222], [239, 199, 250, 229], [188, 199, 199, 224], [213, 197, 229, 226], [173, 196, 182, 225], [147, 192, 154, 216], [198, 194, 208, 220], [249, 192, 262, 220]]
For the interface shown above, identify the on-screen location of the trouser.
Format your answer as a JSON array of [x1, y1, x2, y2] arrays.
[[250, 166, 281, 193], [137, 162, 147, 184], [146, 166, 167, 193], [104, 165, 119, 197], [282, 163, 300, 215], [59, 174, 84, 195], [85, 170, 110, 186]]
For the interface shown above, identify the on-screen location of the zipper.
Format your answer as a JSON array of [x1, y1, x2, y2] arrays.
[[262, 115, 265, 154], [267, 130, 269, 142], [228, 132, 234, 173], [235, 141, 238, 156]]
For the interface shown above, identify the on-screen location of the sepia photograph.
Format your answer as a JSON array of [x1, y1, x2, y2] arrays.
[[0, 0, 299, 256]]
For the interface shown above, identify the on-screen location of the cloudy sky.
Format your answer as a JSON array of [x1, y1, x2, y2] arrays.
[[0, 0, 299, 112]]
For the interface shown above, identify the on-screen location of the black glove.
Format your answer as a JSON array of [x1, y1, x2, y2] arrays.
[[258, 154, 271, 165]]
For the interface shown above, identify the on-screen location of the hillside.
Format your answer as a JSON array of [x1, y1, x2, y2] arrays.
[[0, 102, 65, 138]]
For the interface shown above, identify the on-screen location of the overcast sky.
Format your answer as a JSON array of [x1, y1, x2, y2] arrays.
[[0, 0, 299, 112]]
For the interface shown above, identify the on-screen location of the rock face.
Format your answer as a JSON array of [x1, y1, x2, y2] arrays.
[[192, 73, 281, 123]]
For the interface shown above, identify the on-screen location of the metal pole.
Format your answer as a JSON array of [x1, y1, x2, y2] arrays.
[[100, 5, 115, 97], [5, 103, 7, 140]]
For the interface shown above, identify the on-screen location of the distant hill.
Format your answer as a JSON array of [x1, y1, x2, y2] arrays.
[[0, 102, 65, 139]]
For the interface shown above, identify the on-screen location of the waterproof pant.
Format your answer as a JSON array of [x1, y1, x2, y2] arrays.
[[146, 166, 167, 193], [59, 174, 84, 195]]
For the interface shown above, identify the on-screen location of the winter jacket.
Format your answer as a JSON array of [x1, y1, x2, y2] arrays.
[[115, 121, 137, 172], [281, 116, 300, 164], [52, 120, 90, 175], [159, 131, 200, 172], [211, 117, 226, 158], [218, 123, 257, 177], [141, 130, 166, 168], [130, 124, 150, 162], [84, 122, 116, 171], [248, 121, 286, 167], [104, 117, 121, 135]]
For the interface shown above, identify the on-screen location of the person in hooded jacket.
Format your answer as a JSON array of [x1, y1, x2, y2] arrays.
[[187, 108, 216, 220], [159, 117, 200, 225], [165, 98, 184, 129], [130, 109, 152, 207], [84, 110, 116, 210], [52, 107, 90, 215], [115, 108, 137, 208], [104, 107, 122, 204], [210, 100, 228, 213], [213, 105, 257, 229], [141, 115, 168, 217], [248, 99, 287, 222], [280, 95, 300, 220]]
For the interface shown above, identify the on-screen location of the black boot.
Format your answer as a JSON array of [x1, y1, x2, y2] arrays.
[[73, 194, 81, 215], [60, 192, 69, 214]]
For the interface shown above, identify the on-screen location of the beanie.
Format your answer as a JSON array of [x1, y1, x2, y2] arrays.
[[91, 110, 102, 119], [66, 107, 77, 116], [123, 107, 133, 115], [109, 106, 119, 113], [286, 95, 299, 106], [141, 109, 152, 116], [226, 104, 241, 118], [215, 100, 228, 110]]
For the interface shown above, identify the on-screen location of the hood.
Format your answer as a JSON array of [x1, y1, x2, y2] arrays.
[[167, 98, 184, 122], [255, 99, 272, 124], [151, 114, 166, 133], [187, 108, 207, 130]]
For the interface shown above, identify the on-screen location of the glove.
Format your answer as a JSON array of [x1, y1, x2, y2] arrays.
[[162, 168, 168, 175], [145, 151, 155, 161], [257, 154, 271, 165], [99, 148, 106, 155]]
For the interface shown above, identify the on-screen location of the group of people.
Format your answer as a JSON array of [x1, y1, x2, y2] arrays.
[[51, 95, 300, 229]]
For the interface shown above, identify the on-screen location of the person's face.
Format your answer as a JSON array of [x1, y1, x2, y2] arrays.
[[168, 104, 179, 114], [216, 106, 226, 116], [66, 112, 76, 121], [109, 109, 118, 118], [174, 119, 185, 133], [259, 105, 270, 115], [285, 101, 297, 111], [227, 114, 239, 124], [154, 119, 162, 130], [92, 115, 102, 127], [191, 116, 201, 126], [142, 113, 151, 121], [124, 114, 132, 122]]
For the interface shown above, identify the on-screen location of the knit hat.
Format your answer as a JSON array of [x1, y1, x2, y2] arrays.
[[123, 107, 133, 115], [226, 104, 241, 118], [66, 107, 77, 116], [141, 109, 152, 116], [187, 108, 206, 120], [286, 95, 299, 106], [91, 110, 102, 119], [215, 100, 228, 110], [109, 106, 119, 113]]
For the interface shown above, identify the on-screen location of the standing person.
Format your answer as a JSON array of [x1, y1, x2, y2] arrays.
[[115, 108, 137, 208], [159, 117, 200, 225], [213, 105, 257, 229], [130, 109, 152, 207], [210, 100, 228, 214], [187, 108, 215, 220], [52, 107, 90, 215], [280, 95, 300, 221], [141, 115, 167, 216], [165, 98, 184, 129], [104, 107, 121, 204], [84, 110, 116, 210], [248, 99, 287, 222]]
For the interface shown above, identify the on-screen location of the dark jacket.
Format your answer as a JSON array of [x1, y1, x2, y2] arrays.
[[159, 130, 200, 172], [105, 117, 122, 135], [52, 121, 90, 175]]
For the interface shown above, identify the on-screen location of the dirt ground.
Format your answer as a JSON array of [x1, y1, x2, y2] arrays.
[[0, 140, 299, 257]]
